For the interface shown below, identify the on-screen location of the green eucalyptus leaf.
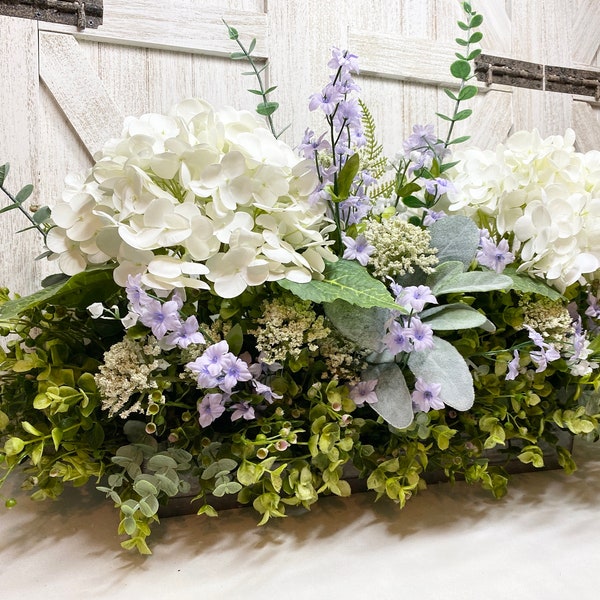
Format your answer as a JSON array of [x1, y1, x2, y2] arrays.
[[31, 205, 51, 224], [324, 300, 392, 352], [429, 215, 480, 268], [502, 267, 563, 301], [402, 195, 426, 208], [256, 101, 279, 116], [458, 85, 478, 100], [363, 362, 414, 429], [0, 163, 9, 186], [15, 184, 33, 204], [453, 109, 473, 121], [469, 31, 483, 43], [420, 303, 495, 331], [248, 38, 256, 54], [451, 60, 471, 79], [408, 336, 474, 411], [278, 259, 400, 310], [469, 13, 483, 27]]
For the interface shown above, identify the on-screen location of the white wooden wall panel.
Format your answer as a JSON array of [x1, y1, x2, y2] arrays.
[[0, 0, 599, 297]]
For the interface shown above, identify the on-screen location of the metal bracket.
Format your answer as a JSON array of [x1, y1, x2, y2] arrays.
[[0, 0, 103, 30], [475, 53, 600, 101]]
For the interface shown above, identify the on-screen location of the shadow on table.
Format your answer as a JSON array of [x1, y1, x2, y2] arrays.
[[2, 439, 599, 572]]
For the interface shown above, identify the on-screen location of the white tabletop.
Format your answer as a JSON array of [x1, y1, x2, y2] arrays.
[[2, 439, 599, 600]]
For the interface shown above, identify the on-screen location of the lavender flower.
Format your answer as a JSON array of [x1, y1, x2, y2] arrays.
[[410, 318, 435, 351], [423, 209, 446, 226], [342, 234, 375, 266], [476, 237, 515, 273], [298, 129, 330, 160], [253, 380, 282, 403], [422, 177, 454, 200], [164, 315, 205, 349], [230, 401, 255, 422], [524, 325, 560, 373], [384, 320, 414, 354], [397, 285, 438, 313], [138, 298, 181, 339], [586, 293, 600, 319], [126, 273, 151, 311], [350, 379, 378, 407], [308, 83, 342, 115], [198, 393, 226, 427], [328, 47, 359, 73], [411, 377, 444, 412], [219, 354, 253, 393]]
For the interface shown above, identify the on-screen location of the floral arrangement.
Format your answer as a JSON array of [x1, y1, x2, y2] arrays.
[[1, 5, 600, 554]]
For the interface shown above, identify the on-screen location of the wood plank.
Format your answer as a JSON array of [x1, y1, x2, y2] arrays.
[[0, 16, 45, 295], [572, 0, 600, 66], [348, 30, 460, 88], [479, 2, 511, 55], [40, 0, 268, 58], [468, 90, 513, 149], [572, 101, 600, 152], [39, 32, 123, 157]]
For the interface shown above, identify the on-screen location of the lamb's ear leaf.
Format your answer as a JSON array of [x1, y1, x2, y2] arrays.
[[363, 363, 414, 429]]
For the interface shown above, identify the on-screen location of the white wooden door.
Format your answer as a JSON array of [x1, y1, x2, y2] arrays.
[[0, 0, 599, 295]]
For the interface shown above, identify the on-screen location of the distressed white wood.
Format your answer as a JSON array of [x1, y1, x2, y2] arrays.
[[0, 16, 45, 296], [572, 101, 600, 152], [348, 30, 461, 88], [40, 0, 268, 58], [39, 32, 123, 157], [479, 2, 511, 55], [468, 91, 513, 149], [572, 0, 600, 66]]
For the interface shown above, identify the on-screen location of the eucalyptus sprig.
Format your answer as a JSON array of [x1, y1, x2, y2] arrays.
[[223, 20, 288, 139], [438, 1, 484, 149], [0, 163, 51, 241]]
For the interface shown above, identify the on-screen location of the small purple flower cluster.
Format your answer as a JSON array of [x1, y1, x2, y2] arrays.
[[383, 285, 436, 355], [402, 124, 449, 176], [126, 274, 280, 428], [300, 48, 373, 227], [126, 274, 205, 349]]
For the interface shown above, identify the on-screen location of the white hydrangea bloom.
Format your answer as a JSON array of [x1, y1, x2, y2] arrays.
[[444, 129, 600, 292], [47, 99, 335, 297]]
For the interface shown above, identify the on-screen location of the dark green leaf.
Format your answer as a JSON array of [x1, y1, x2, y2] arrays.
[[264, 85, 277, 95], [458, 85, 478, 100], [469, 13, 483, 27], [225, 323, 244, 355], [230, 51, 246, 60], [469, 31, 483, 43], [463, 2, 473, 13], [256, 101, 279, 116], [444, 88, 459, 101], [450, 60, 471, 79], [248, 38, 256, 54], [247, 89, 264, 95], [453, 108, 473, 121], [455, 38, 469, 47], [35, 250, 54, 261], [447, 135, 471, 145], [402, 195, 426, 208], [467, 49, 482, 60], [15, 184, 33, 204], [0, 203, 20, 214], [41, 273, 69, 287], [0, 163, 8, 186], [436, 112, 453, 122], [457, 20, 469, 30], [440, 160, 460, 172], [397, 181, 421, 197], [502, 267, 563, 301], [336, 153, 360, 201], [0, 266, 118, 321]]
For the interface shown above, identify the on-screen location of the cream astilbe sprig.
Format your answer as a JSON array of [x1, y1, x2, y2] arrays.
[[362, 216, 438, 280]]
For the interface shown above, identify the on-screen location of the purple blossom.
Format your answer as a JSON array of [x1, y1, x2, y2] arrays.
[[165, 315, 205, 349], [342, 234, 375, 266], [524, 325, 560, 372], [423, 209, 446, 226], [187, 341, 230, 388], [506, 349, 521, 381], [328, 48, 360, 74], [219, 354, 253, 393], [198, 393, 226, 427], [308, 83, 342, 115], [585, 293, 600, 319], [410, 318, 434, 351], [422, 177, 454, 200], [476, 237, 515, 273], [298, 129, 330, 160], [253, 380, 282, 403], [350, 379, 378, 407], [333, 97, 363, 131], [397, 285, 438, 313], [411, 377, 444, 412], [340, 195, 371, 225], [138, 298, 181, 339], [230, 401, 255, 422], [126, 274, 151, 311], [384, 320, 414, 354]]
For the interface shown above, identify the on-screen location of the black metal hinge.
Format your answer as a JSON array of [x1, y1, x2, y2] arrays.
[[475, 53, 600, 101], [0, 0, 103, 30]]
